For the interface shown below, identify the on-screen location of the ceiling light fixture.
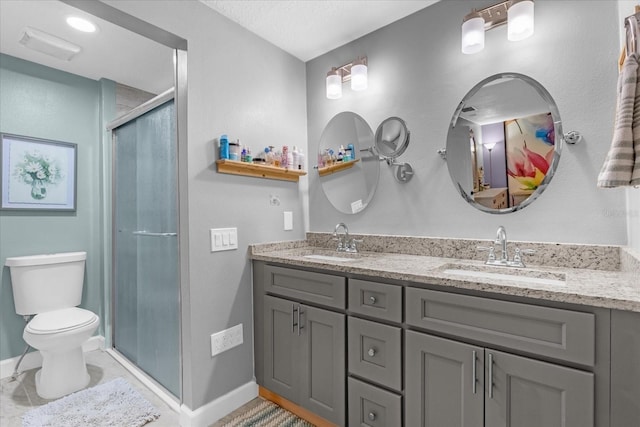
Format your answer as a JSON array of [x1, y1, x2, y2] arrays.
[[325, 56, 368, 100], [461, 0, 534, 54], [66, 16, 97, 33], [19, 27, 81, 61]]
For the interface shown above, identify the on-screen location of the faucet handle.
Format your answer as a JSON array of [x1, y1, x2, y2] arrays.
[[348, 238, 363, 253], [512, 248, 535, 267], [476, 246, 496, 261]]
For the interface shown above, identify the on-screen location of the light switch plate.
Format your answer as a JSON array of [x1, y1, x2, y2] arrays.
[[210, 228, 238, 252], [284, 211, 293, 231]]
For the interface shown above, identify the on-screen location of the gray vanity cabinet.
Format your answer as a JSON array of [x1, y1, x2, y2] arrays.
[[261, 269, 346, 426], [405, 287, 597, 427], [405, 331, 594, 427], [405, 331, 484, 427]]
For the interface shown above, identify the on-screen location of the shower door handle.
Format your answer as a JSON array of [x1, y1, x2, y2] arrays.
[[132, 231, 177, 237]]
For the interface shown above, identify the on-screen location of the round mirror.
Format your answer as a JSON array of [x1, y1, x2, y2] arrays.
[[318, 112, 380, 214], [375, 117, 410, 159], [446, 73, 562, 213]]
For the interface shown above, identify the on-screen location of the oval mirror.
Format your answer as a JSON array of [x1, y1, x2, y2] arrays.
[[446, 73, 562, 213], [318, 112, 380, 214], [375, 116, 410, 159]]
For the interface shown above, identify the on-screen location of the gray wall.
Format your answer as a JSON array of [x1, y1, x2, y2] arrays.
[[0, 54, 112, 360], [307, 0, 627, 245], [104, 1, 308, 410]]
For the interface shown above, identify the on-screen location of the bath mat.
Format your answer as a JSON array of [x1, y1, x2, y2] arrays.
[[221, 400, 314, 427], [22, 377, 160, 427]]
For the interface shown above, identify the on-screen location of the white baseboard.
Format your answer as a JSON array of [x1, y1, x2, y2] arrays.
[[0, 335, 105, 380], [179, 380, 258, 427]]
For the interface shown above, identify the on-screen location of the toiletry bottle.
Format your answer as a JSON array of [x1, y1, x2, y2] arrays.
[[282, 146, 289, 168], [219, 134, 229, 160], [229, 140, 240, 161], [292, 146, 299, 170], [347, 143, 355, 160], [297, 148, 305, 170], [241, 146, 247, 162], [245, 148, 253, 163]]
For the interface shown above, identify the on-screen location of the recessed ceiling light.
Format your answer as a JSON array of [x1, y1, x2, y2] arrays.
[[66, 16, 97, 33]]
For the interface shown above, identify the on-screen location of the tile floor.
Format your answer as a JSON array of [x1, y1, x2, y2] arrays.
[[0, 349, 180, 427]]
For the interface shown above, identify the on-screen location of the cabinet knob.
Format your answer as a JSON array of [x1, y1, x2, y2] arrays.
[[369, 295, 377, 304], [368, 411, 377, 421], [367, 347, 376, 357]]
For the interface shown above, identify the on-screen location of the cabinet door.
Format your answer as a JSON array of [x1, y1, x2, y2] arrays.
[[405, 331, 484, 427], [298, 304, 346, 426], [263, 295, 299, 403], [485, 349, 594, 427]]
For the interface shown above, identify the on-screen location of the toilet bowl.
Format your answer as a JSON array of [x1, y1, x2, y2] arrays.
[[24, 307, 99, 399], [5, 251, 100, 399]]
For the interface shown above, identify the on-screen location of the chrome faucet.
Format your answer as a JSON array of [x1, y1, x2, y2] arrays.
[[334, 223, 350, 252], [477, 225, 535, 268], [333, 223, 362, 253], [496, 225, 508, 262]]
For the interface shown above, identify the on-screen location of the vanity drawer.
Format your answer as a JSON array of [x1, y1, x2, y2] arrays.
[[405, 288, 595, 366], [348, 279, 402, 323], [264, 265, 346, 309], [348, 377, 402, 427], [348, 316, 402, 390]]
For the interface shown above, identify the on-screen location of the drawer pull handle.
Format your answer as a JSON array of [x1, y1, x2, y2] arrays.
[[368, 412, 377, 421], [297, 308, 303, 336], [369, 295, 377, 304], [472, 350, 477, 394], [488, 352, 494, 399], [291, 304, 297, 334], [367, 347, 376, 357]]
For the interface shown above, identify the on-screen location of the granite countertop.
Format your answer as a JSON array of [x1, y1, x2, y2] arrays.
[[250, 235, 640, 313]]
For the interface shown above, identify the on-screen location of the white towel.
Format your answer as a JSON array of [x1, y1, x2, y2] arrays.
[[597, 53, 640, 188]]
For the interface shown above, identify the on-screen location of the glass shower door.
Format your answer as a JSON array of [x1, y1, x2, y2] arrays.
[[113, 99, 180, 398]]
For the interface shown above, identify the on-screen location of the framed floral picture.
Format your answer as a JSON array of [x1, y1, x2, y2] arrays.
[[1, 134, 77, 211]]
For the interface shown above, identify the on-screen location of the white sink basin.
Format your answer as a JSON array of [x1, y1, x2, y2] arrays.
[[303, 254, 356, 262], [441, 265, 566, 286]]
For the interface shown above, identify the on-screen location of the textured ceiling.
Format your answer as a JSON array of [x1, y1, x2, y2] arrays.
[[200, 0, 439, 61]]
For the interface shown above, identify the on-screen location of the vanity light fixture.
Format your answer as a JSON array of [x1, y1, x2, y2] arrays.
[[325, 56, 368, 99], [461, 0, 534, 54]]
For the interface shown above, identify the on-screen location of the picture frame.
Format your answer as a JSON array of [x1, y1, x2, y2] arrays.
[[1, 133, 77, 211]]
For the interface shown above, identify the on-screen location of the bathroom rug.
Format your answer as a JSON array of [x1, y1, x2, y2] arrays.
[[22, 377, 160, 427], [221, 399, 313, 427]]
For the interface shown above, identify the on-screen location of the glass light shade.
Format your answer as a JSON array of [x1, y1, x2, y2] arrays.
[[326, 70, 342, 99], [350, 63, 368, 91], [461, 16, 485, 54], [484, 141, 497, 150], [508, 0, 534, 41]]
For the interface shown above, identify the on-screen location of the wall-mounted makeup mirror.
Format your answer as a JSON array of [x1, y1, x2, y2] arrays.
[[317, 111, 380, 214], [374, 117, 413, 183], [446, 72, 562, 213]]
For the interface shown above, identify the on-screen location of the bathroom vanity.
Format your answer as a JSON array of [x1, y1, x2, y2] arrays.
[[251, 236, 640, 427]]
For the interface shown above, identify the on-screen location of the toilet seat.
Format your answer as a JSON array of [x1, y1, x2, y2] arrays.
[[26, 307, 98, 335]]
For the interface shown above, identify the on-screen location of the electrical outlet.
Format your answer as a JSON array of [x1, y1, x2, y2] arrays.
[[210, 324, 243, 357]]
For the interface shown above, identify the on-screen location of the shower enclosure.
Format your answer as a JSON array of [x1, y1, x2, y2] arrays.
[[110, 90, 180, 398]]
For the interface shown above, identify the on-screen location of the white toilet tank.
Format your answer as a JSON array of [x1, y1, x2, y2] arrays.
[[5, 252, 87, 315]]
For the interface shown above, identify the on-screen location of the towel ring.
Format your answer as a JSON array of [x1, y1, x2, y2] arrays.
[[626, 15, 638, 56]]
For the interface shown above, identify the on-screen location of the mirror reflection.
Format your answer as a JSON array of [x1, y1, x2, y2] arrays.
[[446, 73, 562, 213], [318, 112, 380, 214]]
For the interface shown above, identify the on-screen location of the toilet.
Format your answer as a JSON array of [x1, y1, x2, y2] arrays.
[[5, 251, 100, 399]]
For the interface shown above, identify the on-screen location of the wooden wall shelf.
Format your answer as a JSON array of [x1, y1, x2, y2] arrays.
[[216, 159, 307, 182], [317, 159, 360, 177]]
